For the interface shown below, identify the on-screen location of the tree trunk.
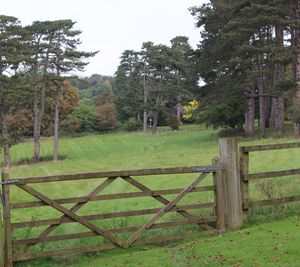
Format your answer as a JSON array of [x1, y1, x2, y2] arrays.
[[143, 65, 148, 135], [292, 1, 300, 137], [33, 85, 46, 161], [33, 98, 40, 162], [152, 94, 160, 136], [257, 54, 266, 137], [277, 94, 284, 137], [53, 88, 60, 162], [0, 111, 11, 168], [270, 96, 277, 128], [272, 25, 285, 137], [244, 87, 255, 137], [3, 144, 11, 168], [176, 103, 181, 126], [143, 111, 147, 134], [265, 95, 272, 128]]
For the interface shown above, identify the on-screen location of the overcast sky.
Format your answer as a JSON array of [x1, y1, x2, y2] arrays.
[[2, 0, 207, 77]]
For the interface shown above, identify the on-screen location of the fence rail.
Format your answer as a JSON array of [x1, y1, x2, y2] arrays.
[[1, 161, 225, 266], [240, 142, 300, 213]]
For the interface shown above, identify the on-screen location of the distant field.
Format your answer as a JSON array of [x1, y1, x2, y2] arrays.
[[2, 125, 300, 266]]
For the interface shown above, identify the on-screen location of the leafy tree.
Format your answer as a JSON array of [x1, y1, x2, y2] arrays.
[[191, 0, 298, 136], [35, 19, 97, 161], [0, 15, 30, 167]]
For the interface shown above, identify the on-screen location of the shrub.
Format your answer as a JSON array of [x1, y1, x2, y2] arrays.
[[93, 103, 117, 131], [61, 115, 82, 133], [124, 118, 141, 131], [73, 102, 95, 132], [167, 114, 179, 130]]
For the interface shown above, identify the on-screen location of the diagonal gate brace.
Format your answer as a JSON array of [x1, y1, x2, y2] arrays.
[[123, 172, 210, 247], [15, 178, 124, 256]]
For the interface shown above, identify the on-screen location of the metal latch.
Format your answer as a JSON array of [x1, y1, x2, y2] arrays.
[[192, 165, 225, 172], [0, 179, 20, 185]]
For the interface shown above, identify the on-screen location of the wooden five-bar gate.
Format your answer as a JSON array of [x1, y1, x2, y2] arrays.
[[1, 158, 225, 266]]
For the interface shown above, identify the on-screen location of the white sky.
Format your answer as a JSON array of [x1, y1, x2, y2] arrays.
[[2, 0, 207, 77]]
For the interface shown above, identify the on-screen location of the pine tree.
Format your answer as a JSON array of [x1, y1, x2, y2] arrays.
[[0, 15, 30, 167]]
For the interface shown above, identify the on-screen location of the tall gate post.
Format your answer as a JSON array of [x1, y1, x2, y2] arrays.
[[2, 170, 13, 267], [219, 138, 243, 230], [0, 190, 3, 267]]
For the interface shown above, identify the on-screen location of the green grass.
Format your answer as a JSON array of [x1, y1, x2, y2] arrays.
[[15, 216, 300, 267], [2, 125, 300, 266]]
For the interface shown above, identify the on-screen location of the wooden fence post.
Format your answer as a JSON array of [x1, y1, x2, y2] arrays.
[[0, 187, 3, 267], [2, 170, 13, 267], [219, 138, 243, 230], [239, 148, 249, 220], [212, 157, 226, 232]]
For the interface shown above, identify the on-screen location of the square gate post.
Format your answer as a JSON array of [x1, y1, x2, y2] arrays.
[[219, 138, 243, 230], [0, 189, 3, 267], [2, 170, 13, 267], [212, 157, 226, 232]]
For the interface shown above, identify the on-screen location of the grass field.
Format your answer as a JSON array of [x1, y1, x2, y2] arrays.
[[2, 125, 300, 266]]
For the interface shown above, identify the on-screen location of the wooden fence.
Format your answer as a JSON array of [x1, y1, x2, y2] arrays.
[[240, 142, 300, 212], [3, 138, 299, 266], [1, 160, 226, 266]]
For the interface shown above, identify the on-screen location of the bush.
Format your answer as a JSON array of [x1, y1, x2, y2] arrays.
[[217, 127, 244, 137], [93, 103, 117, 131], [167, 114, 179, 130], [124, 118, 141, 131], [73, 102, 95, 132], [61, 115, 82, 133]]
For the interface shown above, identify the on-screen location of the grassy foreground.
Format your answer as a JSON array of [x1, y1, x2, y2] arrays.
[[19, 216, 300, 267], [2, 125, 300, 266]]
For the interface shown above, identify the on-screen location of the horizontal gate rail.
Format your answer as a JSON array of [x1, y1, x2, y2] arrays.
[[12, 202, 216, 229], [11, 185, 214, 209], [1, 165, 224, 185], [13, 233, 199, 262], [13, 216, 218, 246]]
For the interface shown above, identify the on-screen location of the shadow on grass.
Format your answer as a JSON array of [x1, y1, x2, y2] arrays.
[[12, 155, 68, 167]]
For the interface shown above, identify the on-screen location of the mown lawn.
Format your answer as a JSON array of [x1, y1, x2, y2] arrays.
[[16, 216, 300, 267], [1, 125, 300, 266]]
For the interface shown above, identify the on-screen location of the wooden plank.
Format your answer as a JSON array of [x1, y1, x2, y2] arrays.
[[10, 165, 221, 184], [16, 184, 123, 248], [125, 172, 209, 247], [13, 216, 218, 245], [212, 157, 226, 232], [2, 171, 13, 267], [239, 150, 249, 218], [11, 186, 214, 209], [248, 168, 300, 180], [121, 176, 214, 232], [14, 177, 116, 259], [240, 142, 300, 152], [13, 233, 199, 262], [12, 202, 216, 229], [219, 138, 243, 230], [248, 195, 300, 208]]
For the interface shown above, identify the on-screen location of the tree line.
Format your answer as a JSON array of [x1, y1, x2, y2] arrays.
[[114, 0, 300, 138], [190, 0, 300, 137], [114, 36, 199, 134], [0, 15, 97, 167], [3, 1, 300, 167]]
